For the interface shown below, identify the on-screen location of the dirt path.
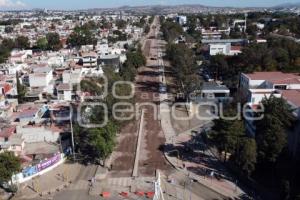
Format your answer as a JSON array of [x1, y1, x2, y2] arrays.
[[136, 61, 171, 176], [109, 17, 172, 178]]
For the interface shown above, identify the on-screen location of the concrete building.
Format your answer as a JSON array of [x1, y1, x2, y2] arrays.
[[209, 43, 242, 56], [200, 82, 230, 101], [176, 15, 187, 25], [80, 56, 98, 68], [56, 83, 72, 101], [239, 71, 300, 159], [0, 125, 25, 156], [96, 42, 109, 55], [98, 54, 120, 69], [62, 69, 82, 85], [29, 66, 53, 88]]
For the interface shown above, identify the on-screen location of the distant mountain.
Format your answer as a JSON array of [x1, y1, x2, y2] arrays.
[[274, 2, 300, 8], [86, 4, 266, 14]]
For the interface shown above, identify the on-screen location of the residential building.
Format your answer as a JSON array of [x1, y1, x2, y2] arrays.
[[200, 82, 230, 102], [209, 43, 242, 56], [29, 66, 53, 88], [56, 83, 72, 101], [176, 15, 187, 25], [239, 71, 300, 159]]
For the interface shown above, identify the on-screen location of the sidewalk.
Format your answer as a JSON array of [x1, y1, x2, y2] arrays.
[[165, 148, 243, 198], [158, 57, 244, 199], [14, 162, 82, 199]]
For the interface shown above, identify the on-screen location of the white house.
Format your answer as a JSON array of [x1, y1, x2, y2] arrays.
[[56, 83, 72, 101], [96, 42, 109, 55], [9, 50, 32, 64], [29, 66, 53, 88], [62, 69, 82, 85], [201, 82, 230, 101], [210, 43, 231, 56], [176, 16, 187, 25], [47, 56, 64, 67], [209, 43, 242, 56], [240, 71, 300, 135]]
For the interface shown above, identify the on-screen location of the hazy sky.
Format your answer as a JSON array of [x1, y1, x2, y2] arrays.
[[0, 0, 299, 10]]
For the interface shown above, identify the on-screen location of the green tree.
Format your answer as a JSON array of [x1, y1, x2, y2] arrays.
[[88, 121, 117, 165], [74, 121, 117, 165], [36, 37, 48, 50], [232, 138, 257, 176], [115, 20, 127, 29], [16, 72, 27, 104], [210, 54, 229, 80], [46, 32, 61, 51], [144, 25, 150, 34], [15, 36, 30, 49], [255, 96, 295, 164], [0, 152, 21, 183], [280, 180, 291, 200], [211, 111, 245, 162], [166, 43, 201, 98], [67, 26, 97, 47], [161, 20, 183, 42], [0, 38, 14, 63], [4, 26, 13, 33]]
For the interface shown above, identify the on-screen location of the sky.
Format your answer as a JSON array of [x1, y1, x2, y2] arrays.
[[0, 0, 300, 10]]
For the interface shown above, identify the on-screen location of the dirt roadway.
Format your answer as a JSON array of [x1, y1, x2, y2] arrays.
[[136, 60, 172, 177], [109, 17, 172, 177]]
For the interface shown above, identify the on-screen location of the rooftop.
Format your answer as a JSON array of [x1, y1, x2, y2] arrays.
[[0, 125, 16, 138], [244, 71, 300, 84], [57, 83, 72, 91], [281, 90, 300, 107], [32, 66, 52, 74], [202, 82, 229, 91]]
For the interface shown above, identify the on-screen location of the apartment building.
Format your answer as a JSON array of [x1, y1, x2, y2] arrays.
[[240, 71, 300, 159]]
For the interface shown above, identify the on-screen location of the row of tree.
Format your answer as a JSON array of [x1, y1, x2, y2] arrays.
[[67, 25, 97, 47], [0, 32, 63, 64], [74, 45, 146, 165], [160, 17, 183, 42], [165, 43, 201, 99], [36, 32, 62, 51], [0, 36, 31, 63], [210, 96, 297, 198]]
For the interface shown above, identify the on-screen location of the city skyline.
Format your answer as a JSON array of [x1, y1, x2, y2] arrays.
[[1, 0, 300, 10]]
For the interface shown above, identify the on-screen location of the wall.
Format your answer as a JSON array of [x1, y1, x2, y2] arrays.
[[248, 79, 265, 88], [11, 153, 65, 184], [209, 43, 229, 56], [249, 92, 281, 105], [29, 74, 47, 87]]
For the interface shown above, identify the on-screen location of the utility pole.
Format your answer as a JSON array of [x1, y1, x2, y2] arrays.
[[70, 110, 76, 161]]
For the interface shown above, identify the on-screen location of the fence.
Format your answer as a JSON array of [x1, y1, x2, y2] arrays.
[[153, 170, 164, 200], [11, 153, 65, 184]]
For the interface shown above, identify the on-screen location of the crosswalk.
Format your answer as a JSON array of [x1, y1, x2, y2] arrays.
[[69, 180, 89, 190], [105, 177, 155, 187], [107, 177, 133, 187]]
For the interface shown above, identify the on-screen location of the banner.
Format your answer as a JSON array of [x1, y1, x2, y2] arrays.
[[36, 154, 61, 172]]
